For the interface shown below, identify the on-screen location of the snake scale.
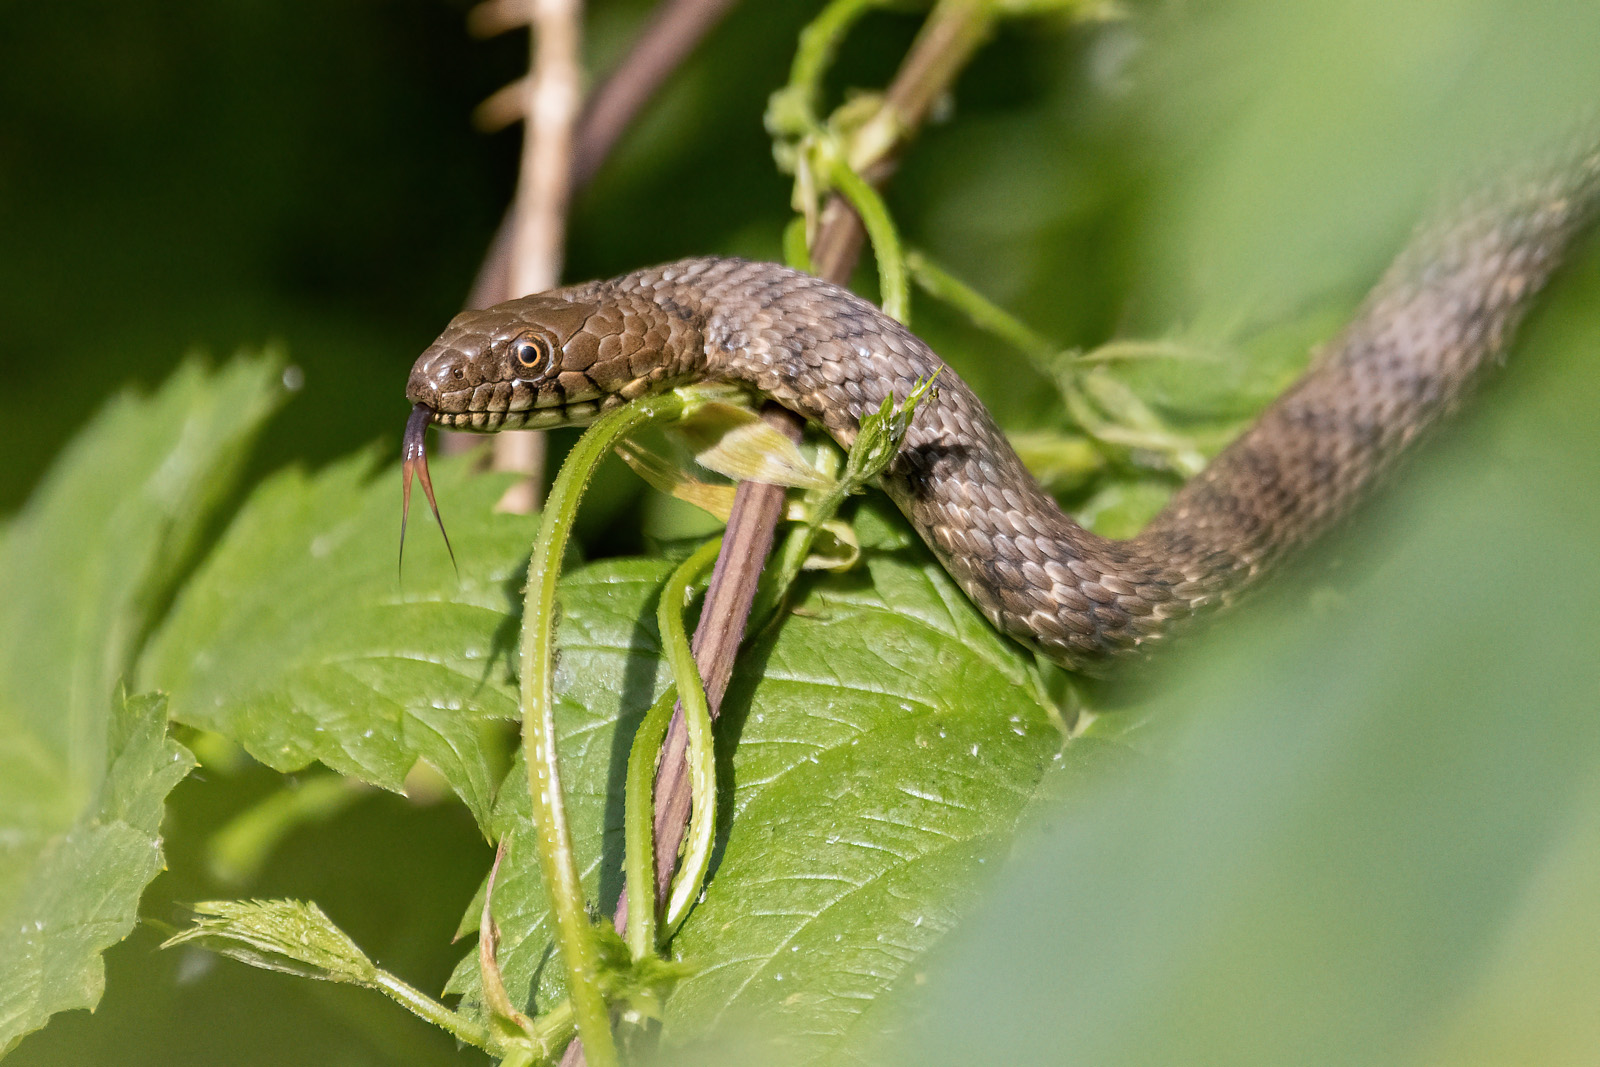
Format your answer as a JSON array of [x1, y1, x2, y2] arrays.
[[405, 147, 1600, 671]]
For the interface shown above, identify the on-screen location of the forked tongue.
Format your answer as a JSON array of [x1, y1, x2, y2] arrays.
[[401, 402, 457, 576]]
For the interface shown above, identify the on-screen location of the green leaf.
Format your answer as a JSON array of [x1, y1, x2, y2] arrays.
[[161, 898, 377, 985], [0, 690, 195, 1057], [678, 400, 834, 491], [142, 452, 536, 832], [161, 898, 497, 1053], [445, 503, 1080, 1061], [0, 357, 285, 789], [0, 357, 283, 1054], [658, 503, 1062, 1058]]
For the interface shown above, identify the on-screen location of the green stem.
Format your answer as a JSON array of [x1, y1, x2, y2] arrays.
[[754, 472, 857, 631], [786, 0, 891, 124], [906, 248, 1058, 368], [520, 391, 687, 1067], [623, 684, 677, 959], [752, 374, 938, 628], [658, 537, 725, 933], [829, 158, 910, 323], [528, 999, 576, 1061], [207, 774, 364, 884], [783, 215, 815, 273], [371, 971, 495, 1053]]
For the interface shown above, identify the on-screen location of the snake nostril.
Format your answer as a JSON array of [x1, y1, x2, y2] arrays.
[[451, 367, 465, 381]]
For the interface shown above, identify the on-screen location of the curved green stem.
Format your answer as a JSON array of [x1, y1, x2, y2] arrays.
[[657, 537, 725, 934], [906, 248, 1058, 367], [829, 158, 909, 323], [622, 537, 722, 961], [623, 684, 677, 959], [788, 0, 890, 121], [371, 971, 495, 1052], [520, 391, 687, 1067]]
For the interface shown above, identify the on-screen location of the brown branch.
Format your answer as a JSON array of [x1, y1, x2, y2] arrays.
[[606, 0, 997, 981], [645, 408, 800, 911], [573, 0, 741, 189], [488, 0, 585, 513], [467, 0, 533, 39], [466, 0, 744, 313]]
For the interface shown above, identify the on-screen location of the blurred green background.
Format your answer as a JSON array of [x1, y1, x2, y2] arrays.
[[6, 0, 1600, 1063]]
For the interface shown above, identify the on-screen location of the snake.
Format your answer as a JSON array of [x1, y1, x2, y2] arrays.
[[403, 146, 1600, 672]]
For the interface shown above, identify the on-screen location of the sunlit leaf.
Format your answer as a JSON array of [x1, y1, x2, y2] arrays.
[[444, 503, 1084, 1062], [142, 453, 535, 832], [0, 690, 194, 1058], [0, 357, 283, 1054]]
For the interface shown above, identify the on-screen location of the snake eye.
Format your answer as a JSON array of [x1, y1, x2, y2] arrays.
[[511, 334, 551, 372]]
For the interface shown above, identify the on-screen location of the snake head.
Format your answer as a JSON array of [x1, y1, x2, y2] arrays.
[[406, 296, 607, 431]]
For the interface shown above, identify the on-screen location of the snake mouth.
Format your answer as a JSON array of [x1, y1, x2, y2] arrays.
[[430, 399, 607, 432], [400, 402, 456, 575]]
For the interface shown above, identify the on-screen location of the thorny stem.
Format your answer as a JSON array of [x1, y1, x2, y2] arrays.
[[514, 0, 581, 300], [615, 0, 1002, 965], [522, 391, 688, 1067]]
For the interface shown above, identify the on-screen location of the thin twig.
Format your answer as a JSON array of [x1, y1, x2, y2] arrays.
[[491, 0, 585, 514], [468, 0, 533, 39], [812, 0, 992, 275], [466, 0, 744, 313], [512, 1, 581, 298], [574, 0, 741, 188]]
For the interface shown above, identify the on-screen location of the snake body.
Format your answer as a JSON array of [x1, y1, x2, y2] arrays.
[[407, 150, 1600, 671]]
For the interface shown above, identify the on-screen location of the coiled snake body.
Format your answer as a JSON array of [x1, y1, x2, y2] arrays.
[[406, 151, 1600, 671]]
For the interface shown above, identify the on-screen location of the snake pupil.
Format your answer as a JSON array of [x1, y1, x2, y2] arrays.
[[514, 337, 547, 369]]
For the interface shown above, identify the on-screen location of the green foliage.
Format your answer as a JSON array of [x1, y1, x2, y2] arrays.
[[0, 358, 282, 1053], [0, 690, 194, 1057], [163, 898, 384, 985], [0, 359, 285, 779], [161, 899, 495, 1053], [142, 451, 533, 832], [442, 502, 1068, 1060], [6, 1, 1600, 1064]]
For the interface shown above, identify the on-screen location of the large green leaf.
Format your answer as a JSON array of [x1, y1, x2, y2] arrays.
[[444, 502, 1078, 1060], [142, 451, 537, 830], [0, 691, 194, 1056], [0, 358, 285, 785], [0, 358, 283, 1054]]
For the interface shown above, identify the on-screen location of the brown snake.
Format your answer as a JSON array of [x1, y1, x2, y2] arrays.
[[404, 149, 1600, 671]]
